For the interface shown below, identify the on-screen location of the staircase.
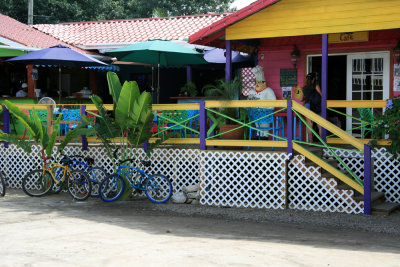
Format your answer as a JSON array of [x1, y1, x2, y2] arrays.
[[295, 145, 400, 215]]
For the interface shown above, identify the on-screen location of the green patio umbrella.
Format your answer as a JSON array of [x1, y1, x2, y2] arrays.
[[108, 39, 206, 103]]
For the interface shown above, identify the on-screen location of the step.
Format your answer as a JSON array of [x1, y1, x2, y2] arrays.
[[372, 202, 400, 216], [354, 191, 385, 204]]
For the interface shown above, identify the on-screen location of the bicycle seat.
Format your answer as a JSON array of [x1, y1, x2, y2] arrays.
[[141, 160, 151, 167], [60, 157, 72, 166], [85, 157, 94, 165]]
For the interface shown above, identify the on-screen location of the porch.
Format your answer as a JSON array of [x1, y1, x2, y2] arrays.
[[1, 100, 399, 215]]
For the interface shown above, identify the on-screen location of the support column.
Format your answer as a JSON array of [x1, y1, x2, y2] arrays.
[[27, 65, 35, 98], [225, 40, 232, 81], [199, 101, 206, 150], [80, 105, 88, 150], [287, 100, 293, 158], [2, 105, 9, 148], [186, 66, 192, 82], [321, 34, 328, 141], [364, 144, 372, 215]]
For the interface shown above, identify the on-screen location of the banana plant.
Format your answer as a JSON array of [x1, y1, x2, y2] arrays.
[[0, 101, 63, 163]]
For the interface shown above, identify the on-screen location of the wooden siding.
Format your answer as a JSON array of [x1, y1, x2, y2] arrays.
[[226, 0, 400, 40]]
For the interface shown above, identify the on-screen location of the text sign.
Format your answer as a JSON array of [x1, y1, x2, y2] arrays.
[[329, 32, 369, 43], [280, 68, 297, 87]]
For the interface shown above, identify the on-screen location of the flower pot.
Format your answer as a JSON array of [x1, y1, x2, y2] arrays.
[[219, 124, 244, 150]]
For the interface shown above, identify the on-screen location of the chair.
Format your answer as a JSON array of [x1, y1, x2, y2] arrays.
[[157, 110, 188, 138], [247, 108, 283, 149], [186, 110, 200, 138], [357, 108, 374, 138], [61, 109, 81, 136]]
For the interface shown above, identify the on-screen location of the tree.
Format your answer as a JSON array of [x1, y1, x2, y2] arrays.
[[0, 0, 234, 24]]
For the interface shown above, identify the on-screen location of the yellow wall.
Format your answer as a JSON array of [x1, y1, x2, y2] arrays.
[[226, 0, 400, 40]]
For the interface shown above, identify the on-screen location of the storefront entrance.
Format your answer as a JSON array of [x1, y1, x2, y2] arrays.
[[307, 51, 390, 136]]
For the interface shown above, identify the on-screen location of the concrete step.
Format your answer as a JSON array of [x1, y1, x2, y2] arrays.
[[354, 191, 385, 204], [372, 202, 400, 216]]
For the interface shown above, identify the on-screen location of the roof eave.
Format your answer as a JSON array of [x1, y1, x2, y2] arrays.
[[189, 0, 280, 46]]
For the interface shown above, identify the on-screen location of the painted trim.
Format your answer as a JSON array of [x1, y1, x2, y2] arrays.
[[327, 100, 387, 108], [149, 138, 200, 144], [293, 142, 364, 195], [327, 138, 391, 145], [205, 100, 287, 108], [152, 104, 200, 110], [292, 101, 365, 151], [206, 140, 287, 147]]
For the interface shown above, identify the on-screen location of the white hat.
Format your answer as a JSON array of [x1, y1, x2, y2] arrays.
[[21, 83, 28, 88], [251, 65, 265, 82]]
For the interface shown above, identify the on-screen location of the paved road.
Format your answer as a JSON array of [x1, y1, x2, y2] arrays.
[[0, 190, 399, 266]]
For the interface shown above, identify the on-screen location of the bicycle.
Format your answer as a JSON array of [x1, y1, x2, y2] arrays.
[[22, 150, 92, 201], [0, 171, 6, 197], [52, 154, 107, 196], [99, 148, 172, 203]]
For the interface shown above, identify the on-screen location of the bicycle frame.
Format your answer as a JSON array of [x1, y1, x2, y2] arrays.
[[117, 165, 152, 191]]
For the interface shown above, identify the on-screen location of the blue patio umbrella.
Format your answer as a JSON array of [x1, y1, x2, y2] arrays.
[[108, 39, 207, 103], [7, 45, 107, 102]]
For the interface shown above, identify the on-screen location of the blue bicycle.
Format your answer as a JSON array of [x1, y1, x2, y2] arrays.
[[52, 154, 107, 197], [99, 148, 172, 203]]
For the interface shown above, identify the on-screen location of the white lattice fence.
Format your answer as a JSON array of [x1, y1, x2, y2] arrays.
[[323, 147, 400, 204], [199, 151, 289, 209], [288, 155, 364, 214]]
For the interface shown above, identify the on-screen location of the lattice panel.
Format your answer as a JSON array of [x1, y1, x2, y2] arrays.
[[199, 151, 289, 209], [240, 67, 255, 96], [288, 155, 364, 214], [323, 147, 400, 204]]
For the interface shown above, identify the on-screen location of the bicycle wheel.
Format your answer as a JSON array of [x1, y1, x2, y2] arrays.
[[67, 170, 92, 201], [99, 174, 124, 202], [0, 171, 6, 197], [50, 166, 65, 194], [90, 167, 107, 197], [145, 174, 172, 203], [22, 169, 54, 197]]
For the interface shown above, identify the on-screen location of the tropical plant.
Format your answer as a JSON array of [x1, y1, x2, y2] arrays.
[[202, 77, 242, 125], [179, 81, 198, 97], [0, 101, 84, 168], [371, 96, 400, 159]]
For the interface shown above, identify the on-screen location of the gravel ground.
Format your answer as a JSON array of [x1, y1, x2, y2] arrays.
[[144, 199, 400, 235]]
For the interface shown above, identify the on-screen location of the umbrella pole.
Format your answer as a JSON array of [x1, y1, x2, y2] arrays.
[[58, 66, 62, 104]]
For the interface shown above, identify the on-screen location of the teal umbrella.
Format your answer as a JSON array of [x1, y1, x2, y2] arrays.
[[108, 39, 206, 103]]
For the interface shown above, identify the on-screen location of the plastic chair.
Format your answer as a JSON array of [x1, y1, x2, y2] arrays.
[[247, 108, 282, 149], [61, 109, 81, 136], [157, 110, 188, 138], [357, 108, 374, 138]]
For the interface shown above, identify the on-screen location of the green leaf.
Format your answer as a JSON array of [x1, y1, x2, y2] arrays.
[[46, 115, 62, 158], [31, 107, 45, 144], [131, 91, 152, 125], [115, 81, 140, 130], [0, 133, 32, 154], [107, 72, 122, 111], [3, 100, 39, 141]]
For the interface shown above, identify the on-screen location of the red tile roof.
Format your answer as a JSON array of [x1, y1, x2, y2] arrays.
[[0, 14, 91, 54], [33, 13, 230, 46]]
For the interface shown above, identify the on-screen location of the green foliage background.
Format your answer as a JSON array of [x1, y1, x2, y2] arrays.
[[1, 0, 234, 24]]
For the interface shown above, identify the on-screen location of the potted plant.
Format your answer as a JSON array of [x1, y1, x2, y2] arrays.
[[202, 77, 245, 146], [179, 81, 198, 97]]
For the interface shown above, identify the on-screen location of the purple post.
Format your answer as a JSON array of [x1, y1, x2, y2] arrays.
[[143, 140, 149, 152], [363, 144, 372, 215], [321, 34, 328, 141], [225, 40, 232, 81], [186, 66, 192, 82], [287, 100, 293, 158], [2, 105, 9, 148], [80, 105, 88, 150], [199, 101, 206, 150]]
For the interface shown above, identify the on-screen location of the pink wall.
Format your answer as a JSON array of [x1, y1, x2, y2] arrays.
[[257, 50, 305, 102]]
